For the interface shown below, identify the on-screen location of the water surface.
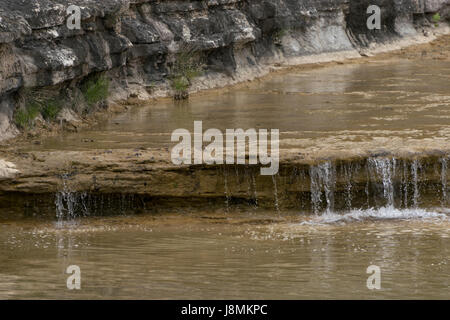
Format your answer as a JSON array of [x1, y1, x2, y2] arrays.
[[0, 211, 448, 299], [24, 58, 450, 153]]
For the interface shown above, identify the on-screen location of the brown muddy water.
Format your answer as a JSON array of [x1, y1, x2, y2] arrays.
[[1, 58, 450, 299], [0, 212, 449, 299]]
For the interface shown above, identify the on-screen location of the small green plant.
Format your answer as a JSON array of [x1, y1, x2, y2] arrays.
[[433, 13, 441, 22], [14, 109, 31, 129], [169, 44, 203, 100], [433, 13, 441, 26], [14, 88, 65, 129], [41, 99, 63, 121], [14, 101, 41, 129], [171, 76, 190, 100], [82, 75, 110, 107]]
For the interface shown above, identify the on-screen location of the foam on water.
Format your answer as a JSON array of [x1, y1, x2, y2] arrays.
[[310, 207, 448, 224]]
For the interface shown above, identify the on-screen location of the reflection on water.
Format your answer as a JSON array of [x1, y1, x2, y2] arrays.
[[0, 211, 448, 299]]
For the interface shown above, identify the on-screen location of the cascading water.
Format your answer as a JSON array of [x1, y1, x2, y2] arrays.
[[52, 156, 449, 218], [55, 174, 88, 220], [309, 161, 336, 214], [304, 156, 448, 217], [367, 158, 396, 208], [341, 162, 360, 210], [343, 165, 353, 210], [223, 166, 230, 212], [251, 171, 259, 208], [441, 157, 448, 206], [55, 174, 141, 219], [272, 175, 280, 213], [411, 159, 421, 208], [401, 159, 409, 208]]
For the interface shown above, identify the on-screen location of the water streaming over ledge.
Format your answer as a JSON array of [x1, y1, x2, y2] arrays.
[[309, 161, 336, 214], [52, 155, 450, 220], [441, 157, 448, 206], [305, 156, 449, 216]]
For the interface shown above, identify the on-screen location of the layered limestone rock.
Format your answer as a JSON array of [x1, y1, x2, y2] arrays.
[[0, 148, 448, 217], [0, 0, 449, 141]]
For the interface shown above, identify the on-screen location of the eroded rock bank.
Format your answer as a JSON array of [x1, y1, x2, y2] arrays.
[[1, 0, 450, 140]]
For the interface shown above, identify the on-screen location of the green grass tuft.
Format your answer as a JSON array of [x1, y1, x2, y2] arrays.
[[171, 76, 190, 100], [433, 13, 441, 23], [169, 45, 203, 100], [14, 109, 30, 129], [82, 75, 110, 107], [41, 99, 63, 121], [14, 101, 41, 129], [171, 76, 190, 92]]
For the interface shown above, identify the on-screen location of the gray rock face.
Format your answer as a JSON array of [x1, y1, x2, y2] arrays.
[[425, 0, 449, 12], [0, 0, 448, 140]]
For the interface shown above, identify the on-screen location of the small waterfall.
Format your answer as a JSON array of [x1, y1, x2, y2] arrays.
[[272, 175, 280, 213], [365, 169, 370, 208], [368, 158, 396, 208], [309, 161, 336, 214], [411, 159, 421, 208], [441, 157, 448, 206], [55, 174, 88, 220], [342, 163, 359, 210], [251, 170, 259, 208], [223, 166, 230, 211], [52, 155, 448, 217], [401, 160, 409, 208]]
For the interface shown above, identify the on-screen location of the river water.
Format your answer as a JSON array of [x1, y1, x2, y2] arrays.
[[0, 212, 448, 299], [30, 58, 450, 153], [1, 58, 449, 299]]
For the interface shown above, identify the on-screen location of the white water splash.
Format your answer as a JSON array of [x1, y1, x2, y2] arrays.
[[312, 207, 447, 224]]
